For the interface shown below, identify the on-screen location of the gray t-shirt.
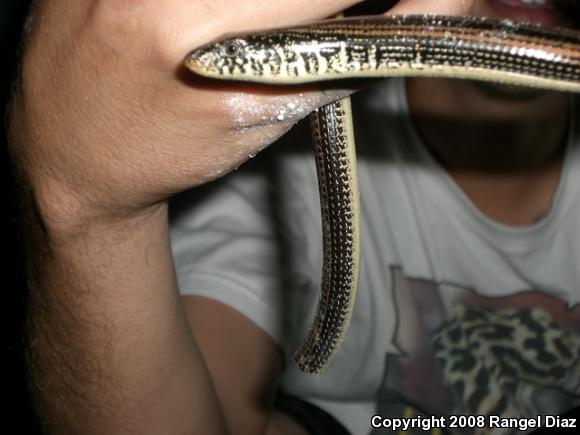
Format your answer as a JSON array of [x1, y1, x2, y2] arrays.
[[170, 79, 580, 434]]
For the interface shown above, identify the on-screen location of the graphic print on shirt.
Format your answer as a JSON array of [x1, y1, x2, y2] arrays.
[[371, 266, 580, 435]]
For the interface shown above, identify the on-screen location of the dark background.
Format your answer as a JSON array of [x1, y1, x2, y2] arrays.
[[2, 1, 39, 433]]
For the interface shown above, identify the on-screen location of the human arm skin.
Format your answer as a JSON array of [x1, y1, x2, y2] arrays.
[[8, 1, 474, 434]]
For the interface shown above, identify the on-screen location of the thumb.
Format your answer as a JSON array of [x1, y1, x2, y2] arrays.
[[389, 0, 476, 15]]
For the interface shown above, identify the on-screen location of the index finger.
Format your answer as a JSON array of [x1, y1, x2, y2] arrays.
[[172, 0, 366, 52]]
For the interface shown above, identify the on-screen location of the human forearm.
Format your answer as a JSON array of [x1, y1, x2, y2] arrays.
[[22, 191, 224, 434]]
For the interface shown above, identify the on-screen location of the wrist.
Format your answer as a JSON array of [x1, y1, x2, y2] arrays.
[[15, 167, 168, 244]]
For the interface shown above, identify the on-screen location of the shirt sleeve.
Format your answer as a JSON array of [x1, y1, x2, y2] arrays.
[[169, 153, 288, 345]]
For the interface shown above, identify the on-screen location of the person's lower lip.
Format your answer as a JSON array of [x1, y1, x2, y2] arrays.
[[486, 0, 563, 27]]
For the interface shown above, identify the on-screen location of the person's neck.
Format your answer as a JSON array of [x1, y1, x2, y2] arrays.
[[406, 77, 570, 227]]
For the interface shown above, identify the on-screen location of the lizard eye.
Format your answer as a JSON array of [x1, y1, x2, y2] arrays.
[[224, 40, 242, 57]]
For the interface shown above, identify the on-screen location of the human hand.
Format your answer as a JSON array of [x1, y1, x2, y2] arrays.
[[8, 0, 475, 228]]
